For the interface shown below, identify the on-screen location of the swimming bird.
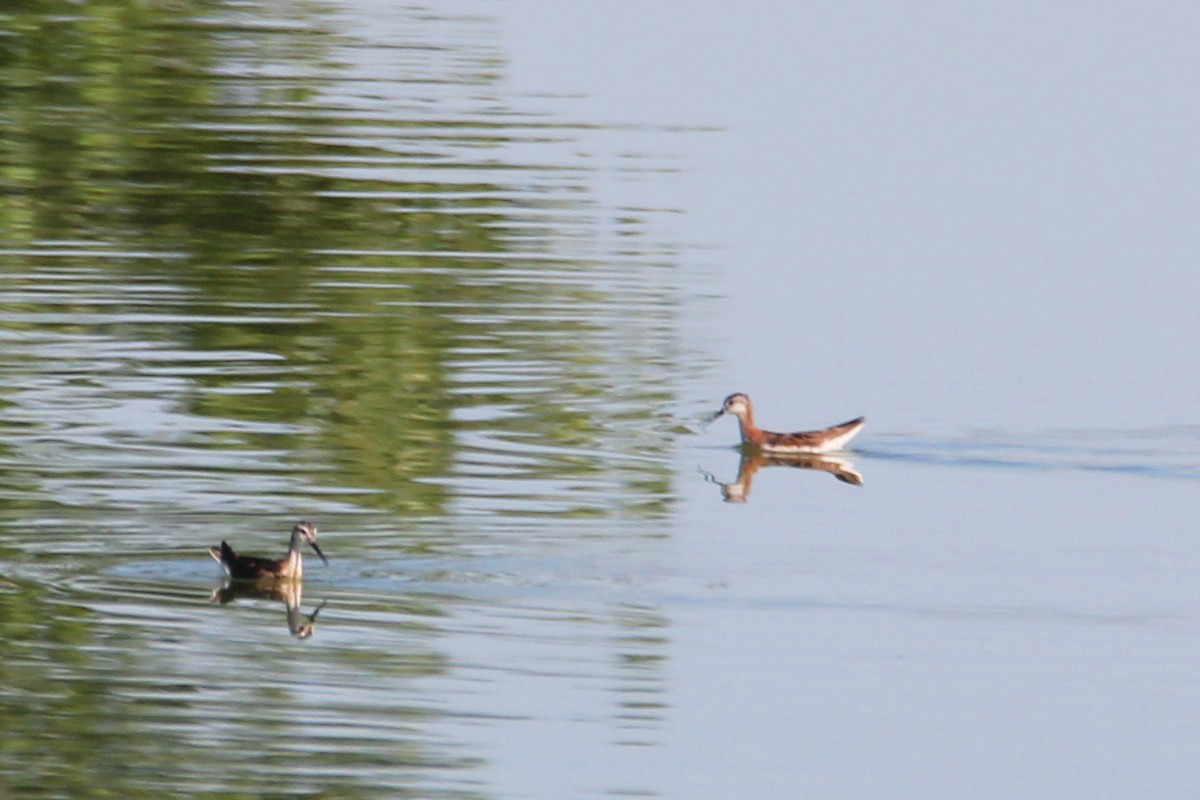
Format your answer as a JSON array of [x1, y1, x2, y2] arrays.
[[710, 392, 865, 454], [209, 520, 328, 581]]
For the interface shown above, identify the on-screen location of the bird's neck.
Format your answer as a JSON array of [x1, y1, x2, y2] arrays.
[[735, 410, 763, 445], [282, 549, 303, 579]]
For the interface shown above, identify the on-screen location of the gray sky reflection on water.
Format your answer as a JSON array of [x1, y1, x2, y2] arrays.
[[2, 2, 1200, 798], [506, 3, 1200, 797], [506, 2, 1200, 433]]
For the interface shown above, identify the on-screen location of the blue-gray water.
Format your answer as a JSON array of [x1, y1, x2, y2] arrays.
[[3, 2, 1200, 798]]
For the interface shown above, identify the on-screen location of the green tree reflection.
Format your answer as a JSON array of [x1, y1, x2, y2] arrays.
[[0, 0, 679, 518], [0, 2, 680, 795]]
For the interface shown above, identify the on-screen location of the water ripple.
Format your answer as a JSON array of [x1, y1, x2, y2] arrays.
[[865, 427, 1200, 480]]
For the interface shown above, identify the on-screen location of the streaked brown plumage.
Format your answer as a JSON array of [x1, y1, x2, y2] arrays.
[[711, 392, 864, 454], [209, 520, 328, 581]]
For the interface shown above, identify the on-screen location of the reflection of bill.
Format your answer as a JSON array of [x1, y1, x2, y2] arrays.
[[703, 451, 863, 503], [210, 580, 328, 640]]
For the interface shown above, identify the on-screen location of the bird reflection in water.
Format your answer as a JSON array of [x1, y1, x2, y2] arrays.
[[703, 450, 863, 503], [209, 580, 328, 640], [206, 520, 330, 638]]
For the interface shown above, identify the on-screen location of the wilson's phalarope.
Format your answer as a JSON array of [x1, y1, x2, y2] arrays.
[[710, 392, 864, 454], [209, 521, 328, 581]]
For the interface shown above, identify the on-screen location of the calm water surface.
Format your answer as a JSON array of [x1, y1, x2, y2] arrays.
[[4, 2, 1200, 798]]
